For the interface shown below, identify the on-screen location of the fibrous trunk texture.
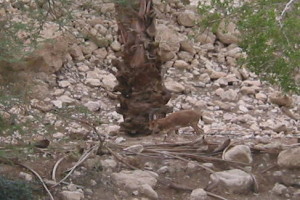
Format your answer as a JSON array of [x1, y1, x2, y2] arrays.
[[113, 0, 171, 136]]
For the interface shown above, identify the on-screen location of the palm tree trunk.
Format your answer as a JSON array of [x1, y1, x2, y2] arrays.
[[113, 0, 171, 136]]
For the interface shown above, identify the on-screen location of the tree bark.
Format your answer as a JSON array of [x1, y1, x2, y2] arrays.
[[113, 0, 171, 136]]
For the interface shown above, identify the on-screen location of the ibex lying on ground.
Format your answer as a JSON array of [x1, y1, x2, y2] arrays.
[[149, 110, 204, 136]]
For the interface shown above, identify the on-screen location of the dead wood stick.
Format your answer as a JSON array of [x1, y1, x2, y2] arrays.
[[146, 149, 215, 173], [106, 146, 139, 170], [173, 152, 250, 166], [53, 144, 98, 187]]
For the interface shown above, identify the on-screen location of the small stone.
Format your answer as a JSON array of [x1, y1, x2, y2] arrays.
[[271, 183, 288, 196], [240, 86, 259, 95], [84, 101, 102, 112], [78, 65, 90, 72], [190, 188, 208, 200], [157, 166, 169, 174], [60, 191, 84, 200], [53, 132, 64, 139], [198, 73, 210, 84], [115, 137, 126, 144], [180, 40, 195, 54], [223, 145, 253, 164], [19, 172, 33, 181], [165, 79, 185, 93], [255, 93, 267, 101], [52, 100, 63, 108], [111, 40, 121, 51], [85, 78, 102, 87], [209, 71, 227, 80], [209, 169, 253, 193], [101, 159, 118, 170], [216, 20, 240, 44], [177, 10, 196, 27], [58, 80, 71, 88], [278, 147, 300, 169], [57, 95, 75, 104], [196, 30, 216, 44], [140, 184, 158, 199], [173, 60, 190, 69]]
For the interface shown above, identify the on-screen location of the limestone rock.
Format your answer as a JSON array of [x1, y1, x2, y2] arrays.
[[196, 30, 216, 44], [216, 88, 238, 101], [173, 60, 190, 69], [69, 44, 85, 61], [209, 169, 254, 193], [271, 183, 288, 196], [165, 79, 185, 93], [217, 20, 240, 45], [60, 191, 84, 200], [112, 170, 158, 199], [177, 10, 196, 27], [84, 101, 102, 112], [190, 188, 208, 200], [278, 147, 300, 169], [180, 40, 196, 54], [223, 145, 253, 164], [111, 40, 121, 51]]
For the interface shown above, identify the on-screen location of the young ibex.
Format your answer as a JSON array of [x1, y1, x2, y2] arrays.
[[149, 110, 204, 135]]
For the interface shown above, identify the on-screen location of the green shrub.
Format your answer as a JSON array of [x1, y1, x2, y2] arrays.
[[198, 0, 300, 94], [0, 176, 33, 200]]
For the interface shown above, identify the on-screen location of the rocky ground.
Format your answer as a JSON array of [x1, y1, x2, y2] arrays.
[[0, 0, 300, 200]]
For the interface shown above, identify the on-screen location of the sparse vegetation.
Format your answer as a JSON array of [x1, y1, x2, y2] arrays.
[[198, 0, 300, 94], [0, 176, 33, 200]]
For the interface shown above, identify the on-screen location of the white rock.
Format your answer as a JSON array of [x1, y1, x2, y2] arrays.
[[52, 100, 63, 108], [19, 172, 33, 181], [111, 170, 158, 192], [101, 74, 117, 91], [140, 184, 158, 199], [84, 101, 101, 112], [78, 65, 90, 72], [111, 40, 121, 51], [217, 89, 238, 101], [255, 92, 267, 101], [209, 169, 253, 193], [198, 73, 210, 84], [190, 188, 208, 200], [209, 70, 227, 80], [216, 20, 240, 44], [85, 78, 102, 87], [165, 79, 185, 93], [93, 48, 108, 59], [57, 95, 75, 103], [59, 80, 71, 88], [271, 183, 288, 196], [69, 44, 85, 61], [60, 191, 84, 200], [53, 132, 64, 139], [101, 159, 117, 169], [196, 30, 216, 44], [177, 10, 196, 27], [223, 145, 253, 164], [173, 60, 190, 69], [278, 147, 300, 169]]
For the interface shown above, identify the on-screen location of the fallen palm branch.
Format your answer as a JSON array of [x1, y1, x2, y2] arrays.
[[52, 143, 99, 187]]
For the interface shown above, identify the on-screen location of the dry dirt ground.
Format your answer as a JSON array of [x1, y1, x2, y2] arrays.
[[1, 130, 299, 200]]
